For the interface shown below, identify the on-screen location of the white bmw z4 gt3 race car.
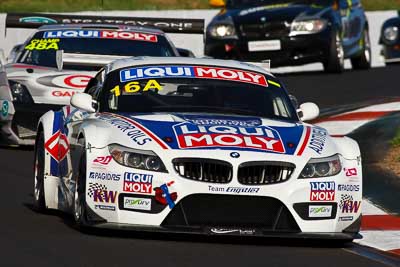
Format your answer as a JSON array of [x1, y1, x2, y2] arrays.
[[34, 57, 362, 241]]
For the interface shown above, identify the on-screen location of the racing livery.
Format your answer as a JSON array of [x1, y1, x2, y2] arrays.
[[1, 17, 199, 146], [205, 0, 371, 72], [379, 11, 400, 64], [34, 57, 362, 241]]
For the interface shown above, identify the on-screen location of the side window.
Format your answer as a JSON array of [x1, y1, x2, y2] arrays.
[[86, 69, 105, 101]]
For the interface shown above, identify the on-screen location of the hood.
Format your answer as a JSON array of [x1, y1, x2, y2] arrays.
[[95, 112, 335, 157], [6, 63, 95, 105], [217, 3, 330, 25]]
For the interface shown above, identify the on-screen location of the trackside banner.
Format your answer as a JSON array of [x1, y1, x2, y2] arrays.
[[5, 13, 205, 34]]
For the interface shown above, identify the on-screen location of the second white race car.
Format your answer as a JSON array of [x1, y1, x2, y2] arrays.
[[34, 57, 362, 241]]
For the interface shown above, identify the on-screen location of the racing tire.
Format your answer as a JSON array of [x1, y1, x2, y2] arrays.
[[73, 147, 89, 229], [351, 28, 372, 70], [323, 31, 345, 73], [33, 130, 46, 212]]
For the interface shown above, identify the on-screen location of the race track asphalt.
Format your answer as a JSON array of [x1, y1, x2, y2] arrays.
[[1, 65, 400, 267]]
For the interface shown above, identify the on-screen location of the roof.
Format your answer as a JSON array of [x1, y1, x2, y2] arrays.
[[108, 57, 274, 76], [37, 24, 165, 35]]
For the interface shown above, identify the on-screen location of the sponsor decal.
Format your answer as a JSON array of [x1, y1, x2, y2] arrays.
[[310, 182, 335, 201], [1, 101, 9, 117], [208, 185, 260, 194], [210, 228, 256, 235], [308, 127, 327, 154], [44, 130, 69, 162], [25, 38, 60, 50], [340, 194, 361, 213], [154, 181, 177, 208], [119, 66, 268, 87], [19, 16, 57, 24], [339, 216, 354, 221], [52, 90, 76, 97], [239, 3, 291, 16], [123, 172, 153, 194], [93, 156, 112, 165], [124, 197, 152, 211], [38, 74, 93, 90], [96, 114, 152, 146], [110, 79, 162, 97], [63, 74, 92, 89], [88, 183, 117, 203], [337, 184, 360, 192], [181, 116, 261, 127], [345, 168, 357, 177], [94, 204, 116, 211], [43, 30, 158, 42], [89, 171, 121, 181], [308, 205, 332, 218], [173, 122, 285, 153]]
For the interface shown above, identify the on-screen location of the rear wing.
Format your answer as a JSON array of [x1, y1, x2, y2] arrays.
[[56, 50, 130, 70], [5, 13, 204, 34]]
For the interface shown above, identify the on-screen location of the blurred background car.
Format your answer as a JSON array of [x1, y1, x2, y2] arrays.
[[0, 13, 202, 146], [380, 10, 400, 64], [204, 0, 371, 73]]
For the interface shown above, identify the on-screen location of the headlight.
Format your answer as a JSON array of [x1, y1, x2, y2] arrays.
[[290, 19, 327, 36], [383, 26, 398, 42], [109, 144, 167, 173], [299, 154, 341, 178], [208, 15, 237, 38], [8, 81, 33, 104], [210, 24, 236, 37]]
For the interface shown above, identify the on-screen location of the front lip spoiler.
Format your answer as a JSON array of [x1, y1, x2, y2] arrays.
[[89, 223, 360, 240]]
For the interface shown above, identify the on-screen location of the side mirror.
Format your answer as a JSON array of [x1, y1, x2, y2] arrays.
[[298, 102, 319, 121], [176, 48, 195, 57], [209, 0, 225, 7], [70, 93, 96, 113]]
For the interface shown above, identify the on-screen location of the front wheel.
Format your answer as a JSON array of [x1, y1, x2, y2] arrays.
[[323, 31, 345, 73], [33, 130, 46, 211], [351, 28, 372, 70]]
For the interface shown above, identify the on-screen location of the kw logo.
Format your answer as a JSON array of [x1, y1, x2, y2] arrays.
[[341, 200, 361, 213], [93, 190, 117, 203], [88, 183, 117, 203]]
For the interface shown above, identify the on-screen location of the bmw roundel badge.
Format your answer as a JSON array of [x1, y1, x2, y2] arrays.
[[230, 152, 240, 158]]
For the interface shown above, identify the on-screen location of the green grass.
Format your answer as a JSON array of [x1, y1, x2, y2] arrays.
[[0, 0, 398, 12], [391, 128, 400, 148]]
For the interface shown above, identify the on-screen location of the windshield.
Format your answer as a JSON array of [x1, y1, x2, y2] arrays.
[[227, 0, 334, 8], [17, 30, 176, 69], [101, 65, 297, 121]]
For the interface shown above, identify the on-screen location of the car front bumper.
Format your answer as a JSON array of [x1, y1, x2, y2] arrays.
[[381, 44, 400, 63], [204, 30, 332, 67], [82, 147, 363, 237]]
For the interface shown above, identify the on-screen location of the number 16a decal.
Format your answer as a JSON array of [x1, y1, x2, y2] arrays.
[[110, 79, 162, 96]]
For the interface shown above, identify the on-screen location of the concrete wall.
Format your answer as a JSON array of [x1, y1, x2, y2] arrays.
[[0, 10, 397, 72]]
